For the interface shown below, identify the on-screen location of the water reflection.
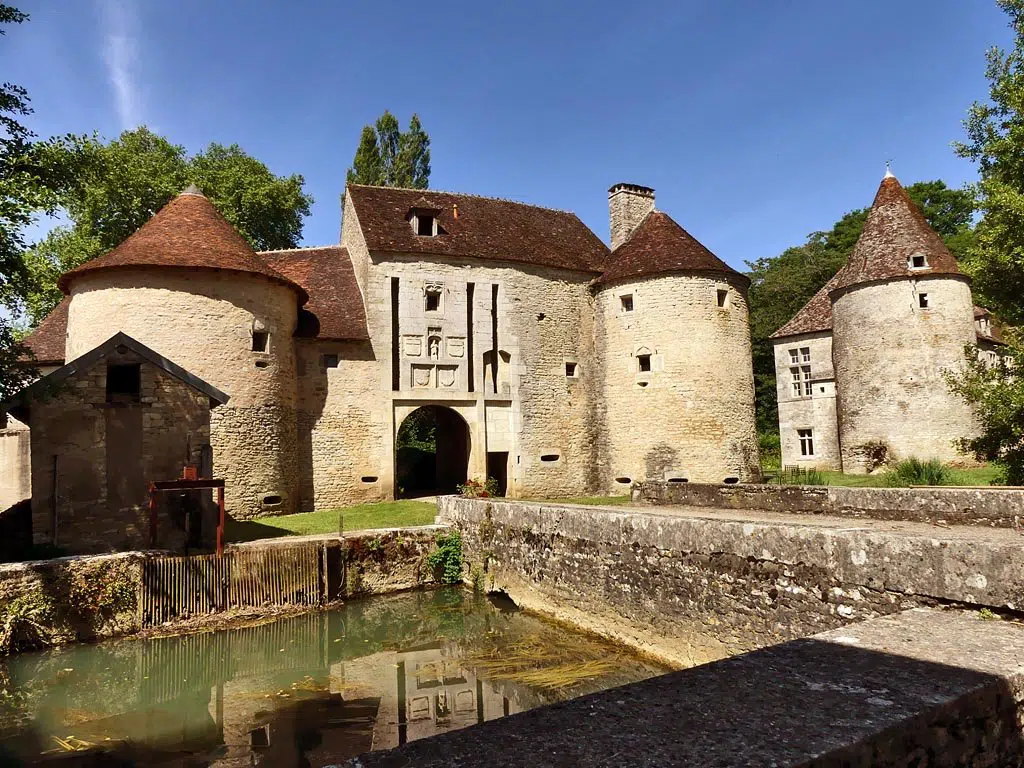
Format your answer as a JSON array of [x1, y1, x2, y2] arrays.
[[0, 588, 665, 767]]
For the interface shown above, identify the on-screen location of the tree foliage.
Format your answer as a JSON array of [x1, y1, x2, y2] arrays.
[[346, 111, 430, 189], [0, 5, 61, 401], [947, 0, 1024, 483], [9, 127, 313, 325], [747, 181, 975, 434]]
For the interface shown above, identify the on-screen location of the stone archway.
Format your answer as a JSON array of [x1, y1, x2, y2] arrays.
[[395, 405, 471, 498]]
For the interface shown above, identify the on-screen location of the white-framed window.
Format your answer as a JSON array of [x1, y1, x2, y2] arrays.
[[621, 294, 634, 313], [790, 365, 812, 397], [909, 253, 928, 269], [789, 348, 799, 365], [414, 213, 437, 237], [800, 346, 811, 363], [798, 428, 814, 457]]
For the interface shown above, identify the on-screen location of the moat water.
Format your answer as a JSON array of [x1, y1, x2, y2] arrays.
[[0, 588, 666, 767]]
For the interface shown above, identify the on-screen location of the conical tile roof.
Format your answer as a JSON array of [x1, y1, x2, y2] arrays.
[[596, 211, 745, 285], [57, 187, 308, 302], [831, 174, 963, 295]]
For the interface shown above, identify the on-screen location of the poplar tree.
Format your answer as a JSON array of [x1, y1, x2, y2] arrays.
[[345, 111, 431, 189]]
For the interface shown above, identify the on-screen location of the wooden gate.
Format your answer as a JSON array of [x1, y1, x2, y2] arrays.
[[140, 543, 324, 626]]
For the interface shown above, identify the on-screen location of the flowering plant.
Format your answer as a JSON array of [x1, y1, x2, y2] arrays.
[[457, 478, 499, 498]]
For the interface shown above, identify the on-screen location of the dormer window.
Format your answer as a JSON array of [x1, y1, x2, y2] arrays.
[[409, 205, 444, 237], [909, 253, 928, 269]]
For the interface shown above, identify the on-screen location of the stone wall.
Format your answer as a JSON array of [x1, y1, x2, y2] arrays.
[[346, 243, 599, 500], [65, 269, 300, 517], [349, 609, 1024, 768], [773, 331, 841, 469], [593, 272, 759, 491], [28, 357, 212, 554], [832, 276, 979, 471], [439, 496, 1024, 667], [0, 418, 30, 510], [639, 480, 1024, 527]]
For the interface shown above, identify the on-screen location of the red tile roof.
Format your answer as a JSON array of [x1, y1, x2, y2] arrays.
[[21, 296, 69, 364], [57, 188, 308, 303], [831, 175, 964, 294], [596, 211, 746, 286], [769, 276, 839, 339], [346, 184, 609, 273], [260, 246, 369, 341]]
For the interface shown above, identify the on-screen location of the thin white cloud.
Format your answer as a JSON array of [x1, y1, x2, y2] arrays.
[[97, 0, 143, 130]]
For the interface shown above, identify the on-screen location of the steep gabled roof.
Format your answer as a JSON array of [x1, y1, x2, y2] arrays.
[[260, 246, 370, 341], [346, 184, 609, 273], [831, 174, 964, 294], [3, 331, 229, 421], [57, 188, 308, 303], [770, 275, 839, 339], [596, 211, 746, 286], [21, 297, 70, 364]]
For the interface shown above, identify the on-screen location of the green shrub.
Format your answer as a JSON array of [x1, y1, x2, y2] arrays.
[[884, 458, 951, 487], [758, 431, 781, 471], [427, 531, 464, 584]]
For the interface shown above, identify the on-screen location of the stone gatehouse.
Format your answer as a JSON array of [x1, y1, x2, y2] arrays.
[[5, 180, 760, 530]]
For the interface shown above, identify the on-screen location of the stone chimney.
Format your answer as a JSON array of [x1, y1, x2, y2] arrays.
[[608, 183, 655, 250]]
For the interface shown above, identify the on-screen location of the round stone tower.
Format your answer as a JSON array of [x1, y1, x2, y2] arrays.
[[830, 171, 978, 472], [593, 184, 759, 491], [60, 186, 306, 517]]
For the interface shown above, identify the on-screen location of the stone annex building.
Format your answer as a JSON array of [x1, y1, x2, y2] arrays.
[[1, 181, 761, 548], [772, 171, 1003, 473]]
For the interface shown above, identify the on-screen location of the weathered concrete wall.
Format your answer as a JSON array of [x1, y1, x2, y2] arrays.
[[832, 276, 979, 472], [350, 608, 1024, 768], [773, 331, 841, 469], [0, 419, 30, 510], [295, 339, 388, 512], [440, 496, 1024, 667], [639, 480, 1024, 527], [593, 273, 759, 490], [65, 269, 300, 517], [28, 357, 211, 554]]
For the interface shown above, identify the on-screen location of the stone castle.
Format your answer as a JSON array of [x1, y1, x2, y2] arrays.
[[772, 170, 1002, 472], [2, 180, 760, 538]]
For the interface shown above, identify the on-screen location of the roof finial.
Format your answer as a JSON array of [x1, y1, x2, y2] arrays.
[[884, 161, 895, 179], [181, 183, 205, 196]]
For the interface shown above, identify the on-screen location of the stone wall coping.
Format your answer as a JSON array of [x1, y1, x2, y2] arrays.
[[348, 608, 1024, 767]]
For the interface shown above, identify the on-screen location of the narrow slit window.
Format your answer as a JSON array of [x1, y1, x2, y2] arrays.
[[919, 293, 929, 309], [252, 331, 269, 353], [798, 428, 814, 457], [637, 354, 652, 373], [620, 294, 634, 313], [540, 454, 560, 462], [717, 289, 728, 308]]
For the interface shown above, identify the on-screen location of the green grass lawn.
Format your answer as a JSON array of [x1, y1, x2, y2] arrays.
[[225, 500, 437, 543], [794, 465, 1003, 488]]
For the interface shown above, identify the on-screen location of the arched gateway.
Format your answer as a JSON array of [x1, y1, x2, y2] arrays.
[[395, 405, 470, 498]]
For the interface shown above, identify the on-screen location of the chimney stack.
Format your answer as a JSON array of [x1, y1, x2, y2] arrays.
[[608, 183, 655, 250]]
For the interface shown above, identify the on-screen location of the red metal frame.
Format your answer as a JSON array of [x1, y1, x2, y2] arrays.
[[148, 475, 227, 554]]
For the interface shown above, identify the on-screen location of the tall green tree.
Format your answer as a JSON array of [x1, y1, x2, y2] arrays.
[[9, 127, 313, 325], [345, 111, 431, 189], [948, 0, 1024, 483], [0, 5, 61, 400], [748, 181, 975, 436]]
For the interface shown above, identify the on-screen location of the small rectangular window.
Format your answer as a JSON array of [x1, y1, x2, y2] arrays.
[[425, 291, 440, 312], [717, 289, 728, 308], [565, 361, 578, 377], [621, 294, 634, 313], [800, 346, 811, 363], [910, 254, 927, 269], [106, 364, 141, 403], [252, 331, 269, 353], [416, 214, 435, 236], [919, 293, 929, 309], [789, 349, 799, 365], [637, 354, 652, 373], [798, 428, 814, 457], [323, 353, 339, 369]]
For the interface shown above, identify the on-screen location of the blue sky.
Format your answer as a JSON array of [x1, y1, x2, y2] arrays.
[[4, 0, 1013, 271]]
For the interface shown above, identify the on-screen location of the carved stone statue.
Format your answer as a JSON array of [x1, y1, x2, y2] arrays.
[[428, 337, 440, 359]]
